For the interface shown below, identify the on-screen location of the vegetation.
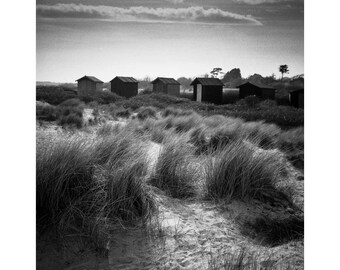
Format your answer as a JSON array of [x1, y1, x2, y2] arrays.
[[241, 215, 304, 247], [205, 139, 287, 202], [36, 130, 157, 246], [79, 91, 125, 104], [136, 106, 158, 120], [279, 64, 289, 80], [150, 137, 197, 198], [36, 86, 77, 105], [36, 95, 303, 267]]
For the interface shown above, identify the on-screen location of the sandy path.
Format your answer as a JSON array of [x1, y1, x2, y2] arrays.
[[106, 142, 304, 270]]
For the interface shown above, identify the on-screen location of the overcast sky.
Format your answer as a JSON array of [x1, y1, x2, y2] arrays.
[[36, 0, 304, 82]]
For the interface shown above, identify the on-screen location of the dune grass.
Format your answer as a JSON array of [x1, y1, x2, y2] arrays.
[[36, 129, 157, 247], [150, 137, 198, 198], [136, 106, 158, 120], [205, 139, 287, 202], [208, 248, 295, 270], [240, 215, 304, 247]]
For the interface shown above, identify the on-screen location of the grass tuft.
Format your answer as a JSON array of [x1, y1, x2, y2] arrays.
[[205, 139, 287, 202], [150, 137, 197, 198]]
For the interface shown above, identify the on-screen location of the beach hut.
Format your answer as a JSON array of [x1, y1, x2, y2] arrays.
[[110, 76, 139, 98], [76, 75, 103, 96], [151, 77, 180, 96], [237, 82, 276, 100], [191, 77, 224, 104], [289, 89, 304, 108]]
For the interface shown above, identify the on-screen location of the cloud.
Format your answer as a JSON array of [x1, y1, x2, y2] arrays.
[[233, 0, 302, 4], [165, 0, 186, 3], [36, 4, 262, 25]]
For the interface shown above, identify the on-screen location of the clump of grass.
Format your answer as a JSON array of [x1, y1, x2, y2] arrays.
[[115, 107, 131, 118], [36, 101, 58, 121], [58, 113, 83, 128], [241, 215, 304, 247], [150, 137, 197, 198], [278, 127, 304, 151], [161, 107, 196, 118], [55, 98, 84, 128], [241, 121, 281, 149], [205, 139, 287, 202], [170, 113, 201, 133], [278, 127, 304, 171], [208, 248, 293, 270], [36, 130, 157, 247], [96, 123, 122, 136], [136, 106, 158, 121]]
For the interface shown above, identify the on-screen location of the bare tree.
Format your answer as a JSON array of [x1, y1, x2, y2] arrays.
[[279, 65, 289, 80]]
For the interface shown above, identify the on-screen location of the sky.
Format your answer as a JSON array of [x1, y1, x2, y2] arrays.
[[36, 0, 304, 82]]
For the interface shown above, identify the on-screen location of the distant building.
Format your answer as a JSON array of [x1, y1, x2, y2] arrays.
[[110, 76, 139, 98], [151, 77, 180, 96], [289, 89, 304, 108], [237, 82, 276, 100], [191, 77, 224, 104], [76, 76, 103, 96]]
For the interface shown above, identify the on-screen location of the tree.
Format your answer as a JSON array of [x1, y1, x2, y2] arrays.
[[222, 68, 242, 83], [210, 67, 224, 78], [279, 65, 289, 80]]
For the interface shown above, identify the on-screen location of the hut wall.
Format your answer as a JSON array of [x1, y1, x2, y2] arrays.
[[78, 80, 96, 96], [261, 89, 275, 100], [153, 83, 165, 93], [239, 85, 257, 99], [95, 82, 103, 92], [167, 84, 180, 96], [202, 85, 223, 104], [298, 93, 304, 108]]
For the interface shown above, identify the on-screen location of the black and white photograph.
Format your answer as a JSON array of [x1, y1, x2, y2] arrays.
[[34, 0, 306, 269]]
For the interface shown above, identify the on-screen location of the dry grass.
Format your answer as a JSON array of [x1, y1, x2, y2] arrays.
[[150, 136, 198, 198], [205, 139, 287, 202], [36, 129, 157, 247]]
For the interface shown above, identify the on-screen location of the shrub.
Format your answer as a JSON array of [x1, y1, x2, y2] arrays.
[[244, 95, 261, 107], [137, 106, 158, 121], [115, 107, 131, 118], [150, 138, 197, 198], [55, 99, 84, 128], [79, 91, 125, 104], [58, 113, 83, 128], [205, 139, 287, 202], [36, 86, 77, 105], [36, 102, 58, 121], [58, 98, 83, 107]]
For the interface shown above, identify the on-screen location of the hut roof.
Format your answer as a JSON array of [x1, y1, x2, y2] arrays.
[[151, 77, 180, 85], [76, 76, 103, 83], [111, 76, 139, 83], [190, 77, 224, 86], [237, 81, 275, 90]]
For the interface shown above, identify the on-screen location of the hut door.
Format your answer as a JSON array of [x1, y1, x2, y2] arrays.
[[197, 84, 202, 102]]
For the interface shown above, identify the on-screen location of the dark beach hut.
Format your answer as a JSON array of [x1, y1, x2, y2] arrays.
[[110, 76, 139, 98], [151, 77, 180, 96], [76, 75, 103, 96], [237, 82, 276, 100], [191, 77, 224, 104], [289, 89, 304, 108]]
